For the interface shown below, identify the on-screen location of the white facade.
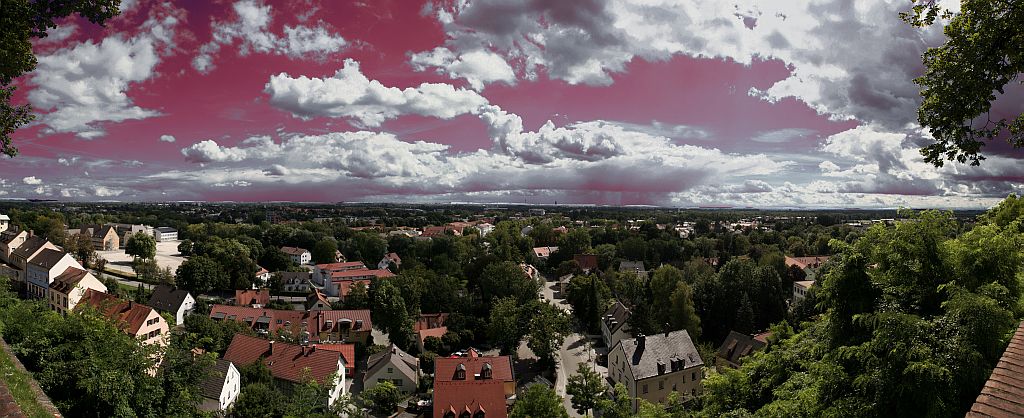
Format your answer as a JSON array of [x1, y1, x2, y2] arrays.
[[328, 356, 347, 406], [793, 280, 814, 304], [48, 271, 107, 315], [217, 363, 241, 411], [174, 293, 196, 325], [0, 214, 9, 233], [153, 228, 178, 242], [26, 253, 80, 300]]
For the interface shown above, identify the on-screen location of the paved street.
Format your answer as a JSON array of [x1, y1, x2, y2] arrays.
[[540, 274, 606, 417]]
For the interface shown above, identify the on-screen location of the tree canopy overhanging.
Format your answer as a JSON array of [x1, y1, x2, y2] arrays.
[[903, 0, 1024, 166]]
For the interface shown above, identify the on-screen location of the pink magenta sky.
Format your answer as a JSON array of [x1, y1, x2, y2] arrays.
[[5, 0, 1023, 207]]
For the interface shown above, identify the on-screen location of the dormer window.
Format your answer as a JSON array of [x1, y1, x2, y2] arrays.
[[481, 363, 492, 379], [454, 363, 466, 380]]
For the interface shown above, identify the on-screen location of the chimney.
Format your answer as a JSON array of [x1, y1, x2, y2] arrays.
[[637, 334, 646, 351], [268, 340, 275, 355], [664, 323, 671, 337]]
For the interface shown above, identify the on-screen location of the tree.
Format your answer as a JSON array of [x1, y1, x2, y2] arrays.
[[258, 247, 293, 272], [360, 380, 402, 415], [67, 233, 95, 268], [479, 261, 539, 305], [488, 297, 526, 355], [2, 0, 122, 157], [510, 385, 569, 418], [903, 0, 1024, 166], [567, 363, 604, 416], [371, 279, 414, 350], [125, 232, 157, 260], [311, 238, 339, 264], [175, 255, 227, 294], [345, 281, 370, 309], [526, 302, 572, 366], [597, 383, 636, 418], [565, 274, 610, 333], [668, 281, 701, 338], [233, 383, 286, 418]]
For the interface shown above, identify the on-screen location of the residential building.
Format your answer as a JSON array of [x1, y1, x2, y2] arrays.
[[619, 260, 648, 280], [434, 352, 514, 418], [785, 256, 830, 280], [365, 344, 419, 395], [327, 268, 394, 298], [574, 254, 599, 273], [236, 289, 270, 308], [532, 246, 558, 261], [314, 261, 366, 286], [0, 214, 8, 232], [0, 229, 27, 264], [414, 313, 449, 331], [968, 321, 1024, 417], [48, 267, 107, 315], [254, 266, 271, 286], [608, 330, 704, 411], [475, 223, 494, 237], [79, 289, 169, 347], [153, 227, 178, 242], [793, 280, 814, 304], [281, 246, 311, 265], [148, 285, 195, 325], [108, 223, 153, 248], [377, 252, 401, 271], [26, 249, 80, 300], [306, 287, 331, 311], [601, 301, 632, 349], [69, 225, 120, 251], [8, 235, 59, 290], [715, 331, 768, 369], [279, 271, 313, 292], [435, 351, 515, 397], [199, 359, 241, 413], [223, 334, 347, 406], [208, 305, 373, 344], [418, 326, 447, 353]]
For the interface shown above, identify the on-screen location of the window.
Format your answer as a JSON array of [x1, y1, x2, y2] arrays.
[[642, 384, 648, 394], [387, 367, 393, 374], [659, 380, 664, 390], [692, 372, 697, 381]]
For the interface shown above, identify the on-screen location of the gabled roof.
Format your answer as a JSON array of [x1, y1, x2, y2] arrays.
[[12, 236, 51, 260], [28, 248, 69, 269], [330, 268, 393, 279], [306, 287, 331, 309], [418, 326, 448, 345], [223, 334, 341, 385], [603, 301, 631, 334], [235, 289, 270, 306], [278, 271, 311, 282], [415, 313, 449, 331], [79, 289, 159, 335], [367, 344, 418, 381], [280, 246, 309, 256], [716, 331, 767, 366], [968, 321, 1024, 417], [616, 330, 703, 381], [574, 254, 599, 272], [148, 285, 193, 313], [0, 229, 26, 245], [785, 256, 829, 270], [433, 380, 507, 418], [199, 359, 234, 400], [316, 261, 366, 271], [316, 343, 356, 365], [49, 267, 94, 294], [435, 355, 514, 383]]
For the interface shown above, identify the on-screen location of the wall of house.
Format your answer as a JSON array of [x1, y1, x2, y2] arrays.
[[26, 255, 78, 300], [365, 363, 417, 394], [138, 310, 170, 347], [175, 295, 196, 325], [328, 358, 346, 406], [50, 274, 107, 315], [220, 363, 241, 410], [608, 344, 703, 411]]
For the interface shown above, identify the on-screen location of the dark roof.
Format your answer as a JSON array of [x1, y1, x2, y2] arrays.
[[716, 331, 767, 366], [28, 248, 67, 269], [280, 246, 309, 256], [155, 227, 177, 233], [619, 261, 645, 272], [617, 330, 703, 381], [366, 344, 418, 381], [199, 359, 234, 400], [279, 271, 311, 282], [0, 229, 26, 245], [574, 254, 599, 271], [223, 334, 341, 385], [49, 267, 92, 294], [12, 236, 50, 260], [968, 321, 1024, 417], [603, 301, 631, 334], [147, 285, 192, 313]]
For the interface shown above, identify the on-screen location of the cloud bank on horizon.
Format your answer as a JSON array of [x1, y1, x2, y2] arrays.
[[4, 0, 1022, 208]]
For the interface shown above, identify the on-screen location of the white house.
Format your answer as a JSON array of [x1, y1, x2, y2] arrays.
[[147, 285, 196, 326], [281, 246, 311, 265], [153, 227, 178, 242], [26, 249, 81, 300], [199, 359, 240, 413], [0, 214, 9, 233], [48, 267, 108, 315], [793, 280, 815, 304], [608, 331, 704, 411]]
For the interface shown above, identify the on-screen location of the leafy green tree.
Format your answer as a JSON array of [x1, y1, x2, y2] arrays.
[[567, 363, 604, 416], [565, 274, 610, 333], [233, 383, 286, 418], [311, 238, 339, 264], [176, 255, 228, 294], [597, 383, 636, 418], [479, 261, 539, 305], [349, 232, 386, 263], [488, 297, 527, 355], [2, 0, 122, 157], [371, 279, 414, 350], [668, 280, 701, 338], [903, 0, 1024, 166], [510, 385, 569, 418], [258, 247, 293, 272], [526, 302, 572, 366], [125, 232, 157, 261], [360, 380, 403, 415]]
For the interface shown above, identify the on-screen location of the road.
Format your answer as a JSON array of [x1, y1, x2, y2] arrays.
[[540, 274, 606, 417]]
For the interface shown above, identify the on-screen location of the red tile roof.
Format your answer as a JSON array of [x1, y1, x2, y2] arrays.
[[280, 246, 309, 256], [313, 310, 372, 334], [418, 326, 448, 345], [235, 289, 270, 306], [315, 343, 356, 365], [330, 268, 393, 279], [336, 279, 371, 297], [223, 334, 341, 385], [784, 256, 829, 270], [79, 289, 158, 335], [435, 355, 514, 383], [316, 261, 366, 271], [415, 313, 449, 331], [433, 380, 507, 418], [574, 254, 599, 272], [209, 305, 372, 339], [968, 321, 1024, 417]]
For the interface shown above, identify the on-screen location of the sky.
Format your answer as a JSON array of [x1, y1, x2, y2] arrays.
[[4, 0, 1024, 208]]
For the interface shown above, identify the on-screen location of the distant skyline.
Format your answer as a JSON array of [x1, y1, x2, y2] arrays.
[[5, 0, 1023, 208]]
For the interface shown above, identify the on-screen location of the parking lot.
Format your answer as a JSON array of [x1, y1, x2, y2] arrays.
[[96, 240, 187, 276]]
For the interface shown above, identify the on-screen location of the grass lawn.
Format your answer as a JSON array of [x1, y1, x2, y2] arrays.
[[0, 342, 54, 418]]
